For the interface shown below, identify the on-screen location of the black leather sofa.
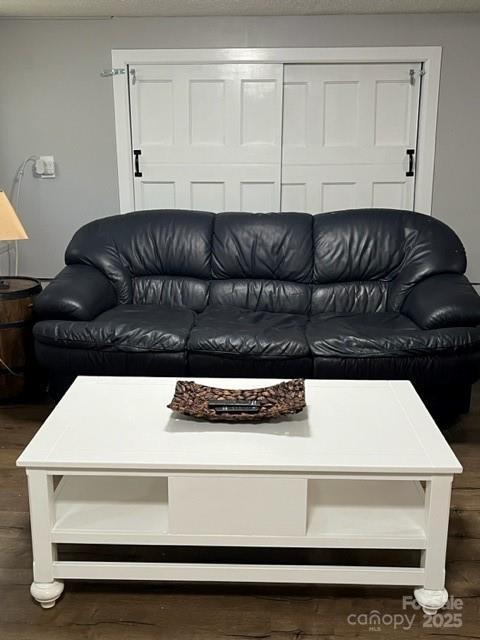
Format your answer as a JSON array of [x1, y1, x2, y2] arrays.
[[34, 209, 480, 422]]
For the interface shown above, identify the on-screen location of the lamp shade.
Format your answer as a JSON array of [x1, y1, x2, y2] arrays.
[[0, 191, 28, 240]]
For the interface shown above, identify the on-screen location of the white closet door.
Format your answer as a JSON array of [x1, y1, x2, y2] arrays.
[[281, 63, 422, 213], [130, 64, 283, 212]]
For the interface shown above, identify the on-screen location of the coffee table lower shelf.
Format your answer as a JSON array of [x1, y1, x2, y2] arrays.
[[25, 470, 453, 616], [51, 475, 427, 548]]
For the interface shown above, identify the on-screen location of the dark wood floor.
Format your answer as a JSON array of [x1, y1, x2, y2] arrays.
[[1, 387, 479, 640]]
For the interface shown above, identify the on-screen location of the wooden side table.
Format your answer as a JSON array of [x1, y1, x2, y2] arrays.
[[0, 277, 42, 401]]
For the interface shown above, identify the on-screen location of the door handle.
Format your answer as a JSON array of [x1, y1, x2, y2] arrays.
[[133, 149, 142, 178], [406, 149, 415, 177]]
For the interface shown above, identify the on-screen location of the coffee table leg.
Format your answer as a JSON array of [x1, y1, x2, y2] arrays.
[[414, 476, 453, 615], [30, 581, 64, 609], [27, 470, 64, 608]]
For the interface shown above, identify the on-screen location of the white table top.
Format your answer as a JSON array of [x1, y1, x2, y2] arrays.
[[17, 377, 462, 474]]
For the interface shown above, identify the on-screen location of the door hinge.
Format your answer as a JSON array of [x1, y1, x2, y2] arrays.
[[100, 68, 126, 78], [409, 68, 426, 85]]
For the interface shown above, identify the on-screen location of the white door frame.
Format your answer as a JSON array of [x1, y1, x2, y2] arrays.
[[112, 47, 441, 215]]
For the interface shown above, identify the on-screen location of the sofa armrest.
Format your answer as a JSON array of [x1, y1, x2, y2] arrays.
[[34, 265, 117, 321], [402, 273, 480, 329]]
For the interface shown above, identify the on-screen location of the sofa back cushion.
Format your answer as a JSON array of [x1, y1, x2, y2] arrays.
[[311, 281, 388, 314], [132, 276, 209, 312], [66, 210, 214, 305], [312, 209, 466, 312], [209, 212, 312, 314], [209, 279, 311, 315], [212, 212, 312, 281], [65, 208, 466, 315]]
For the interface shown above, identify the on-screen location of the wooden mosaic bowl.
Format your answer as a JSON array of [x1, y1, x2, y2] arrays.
[[168, 379, 306, 422]]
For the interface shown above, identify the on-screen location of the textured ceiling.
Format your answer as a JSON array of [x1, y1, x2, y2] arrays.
[[1, 0, 480, 18]]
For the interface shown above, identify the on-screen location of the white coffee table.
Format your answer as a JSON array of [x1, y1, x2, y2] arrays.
[[17, 376, 461, 613]]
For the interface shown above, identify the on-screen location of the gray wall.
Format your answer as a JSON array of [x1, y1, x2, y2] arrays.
[[1, 14, 480, 280]]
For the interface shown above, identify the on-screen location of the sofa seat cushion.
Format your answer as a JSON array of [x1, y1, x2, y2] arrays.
[[307, 312, 480, 358], [33, 305, 195, 352], [188, 306, 309, 357]]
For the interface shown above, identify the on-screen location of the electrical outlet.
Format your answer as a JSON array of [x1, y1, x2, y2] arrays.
[[34, 156, 56, 178]]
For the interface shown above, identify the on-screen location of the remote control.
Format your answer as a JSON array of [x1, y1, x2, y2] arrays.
[[208, 400, 261, 413]]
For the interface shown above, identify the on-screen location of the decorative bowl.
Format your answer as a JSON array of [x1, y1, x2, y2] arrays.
[[168, 379, 306, 422]]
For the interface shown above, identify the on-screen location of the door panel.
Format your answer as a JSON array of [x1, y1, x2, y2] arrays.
[[141, 182, 176, 209], [280, 165, 414, 214], [281, 63, 421, 213], [130, 64, 283, 212]]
